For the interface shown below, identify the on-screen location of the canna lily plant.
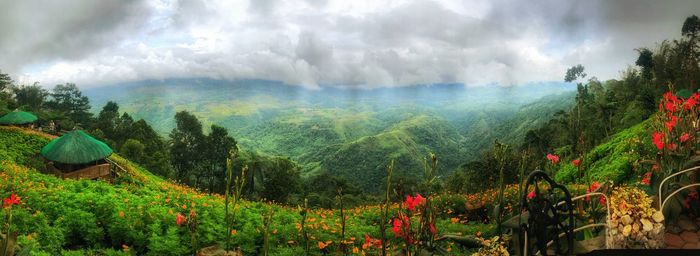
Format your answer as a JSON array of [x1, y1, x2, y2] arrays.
[[1, 194, 20, 256], [646, 87, 700, 218]]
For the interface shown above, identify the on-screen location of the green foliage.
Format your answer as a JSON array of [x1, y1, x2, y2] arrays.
[[555, 121, 653, 184], [0, 127, 49, 170], [120, 139, 145, 163], [45, 83, 93, 128]]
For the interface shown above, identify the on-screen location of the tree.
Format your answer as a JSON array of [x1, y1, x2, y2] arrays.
[[94, 101, 120, 141], [635, 48, 654, 80], [682, 15, 700, 40], [0, 72, 14, 110], [121, 139, 145, 163], [12, 83, 47, 112], [45, 83, 93, 127], [262, 158, 301, 203], [204, 125, 237, 193], [169, 111, 206, 184], [564, 64, 586, 83]]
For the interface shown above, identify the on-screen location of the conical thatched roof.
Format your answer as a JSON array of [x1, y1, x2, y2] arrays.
[[0, 111, 38, 125], [41, 130, 113, 164]]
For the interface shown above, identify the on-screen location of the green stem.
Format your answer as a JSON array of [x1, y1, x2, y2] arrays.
[[2, 208, 12, 256]]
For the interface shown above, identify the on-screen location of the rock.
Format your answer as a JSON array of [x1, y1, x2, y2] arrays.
[[652, 211, 664, 223], [667, 224, 682, 234], [680, 231, 698, 243], [641, 218, 653, 232], [665, 233, 685, 248], [621, 215, 633, 225], [678, 215, 698, 231], [683, 242, 698, 249], [623, 225, 632, 237]]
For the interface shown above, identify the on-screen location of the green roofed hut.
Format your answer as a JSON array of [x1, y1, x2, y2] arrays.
[[0, 110, 38, 126], [41, 130, 115, 180]]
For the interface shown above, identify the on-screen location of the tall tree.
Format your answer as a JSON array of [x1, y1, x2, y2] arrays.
[[204, 125, 237, 193], [45, 83, 93, 127], [169, 111, 206, 184], [0, 71, 14, 110], [12, 83, 47, 111], [95, 101, 120, 139], [635, 48, 654, 81]]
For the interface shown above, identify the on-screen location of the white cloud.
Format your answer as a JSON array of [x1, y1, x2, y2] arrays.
[[3, 0, 700, 89]]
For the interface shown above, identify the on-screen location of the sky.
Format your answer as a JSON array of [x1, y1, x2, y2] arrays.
[[1, 0, 699, 89]]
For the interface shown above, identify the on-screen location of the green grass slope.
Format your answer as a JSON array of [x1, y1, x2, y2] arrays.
[[555, 120, 655, 184], [0, 127, 493, 255]]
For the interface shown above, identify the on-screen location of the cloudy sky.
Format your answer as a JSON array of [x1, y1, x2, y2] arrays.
[[1, 0, 699, 89]]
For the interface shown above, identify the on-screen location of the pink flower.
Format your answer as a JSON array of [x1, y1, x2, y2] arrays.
[[546, 154, 559, 164]]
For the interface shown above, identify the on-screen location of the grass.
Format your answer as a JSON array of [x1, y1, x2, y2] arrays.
[[0, 127, 506, 255]]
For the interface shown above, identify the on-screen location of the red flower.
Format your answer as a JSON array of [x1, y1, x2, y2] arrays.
[[680, 132, 691, 143], [527, 190, 536, 199], [391, 218, 402, 237], [373, 238, 382, 248], [685, 96, 698, 110], [176, 213, 186, 226], [546, 154, 559, 164], [585, 182, 601, 202], [572, 159, 581, 167], [2, 194, 20, 209], [665, 115, 678, 132], [664, 92, 681, 113], [652, 132, 664, 150], [642, 172, 652, 185], [363, 234, 382, 249], [667, 143, 677, 151], [429, 222, 436, 235], [405, 194, 425, 211], [599, 196, 606, 205]]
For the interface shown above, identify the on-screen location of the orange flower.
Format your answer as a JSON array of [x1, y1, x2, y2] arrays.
[[318, 241, 332, 249], [231, 229, 237, 235]]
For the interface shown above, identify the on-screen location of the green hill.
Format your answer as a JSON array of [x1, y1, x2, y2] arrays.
[[0, 127, 495, 255], [302, 114, 466, 192]]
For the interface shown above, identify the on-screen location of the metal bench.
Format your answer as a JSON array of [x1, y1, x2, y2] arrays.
[[517, 170, 610, 255]]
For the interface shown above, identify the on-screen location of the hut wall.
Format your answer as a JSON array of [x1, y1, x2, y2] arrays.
[[61, 163, 111, 180]]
